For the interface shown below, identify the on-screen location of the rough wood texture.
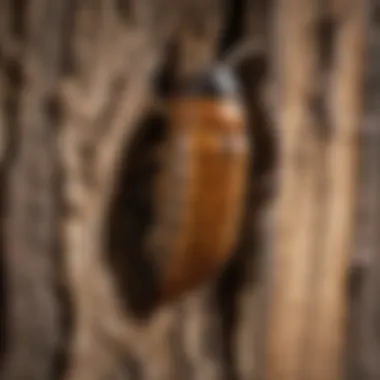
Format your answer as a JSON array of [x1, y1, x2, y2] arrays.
[[346, 2, 379, 379], [0, 1, 67, 379], [265, 1, 366, 380], [58, 2, 176, 379], [1, 0, 370, 380], [0, 0, 275, 379], [306, 2, 366, 379], [264, 0, 321, 378]]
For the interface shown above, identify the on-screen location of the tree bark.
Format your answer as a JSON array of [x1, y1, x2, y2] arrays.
[[0, 1, 274, 380], [264, 1, 366, 380], [0, 1, 370, 380]]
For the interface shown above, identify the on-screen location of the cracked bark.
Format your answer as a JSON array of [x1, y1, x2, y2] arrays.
[[0, 1, 273, 380]]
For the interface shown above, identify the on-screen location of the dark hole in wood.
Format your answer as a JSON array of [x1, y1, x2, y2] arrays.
[[312, 17, 337, 139], [317, 18, 336, 69], [215, 1, 260, 379], [11, 0, 27, 39], [105, 109, 168, 319], [116, 0, 133, 23], [48, 102, 73, 380], [217, 0, 245, 58], [60, 0, 76, 76], [153, 39, 181, 97], [214, 1, 277, 379], [105, 36, 181, 319], [374, 2, 380, 25], [0, 54, 24, 370]]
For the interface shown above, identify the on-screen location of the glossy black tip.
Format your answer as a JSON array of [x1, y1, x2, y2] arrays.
[[178, 64, 241, 99]]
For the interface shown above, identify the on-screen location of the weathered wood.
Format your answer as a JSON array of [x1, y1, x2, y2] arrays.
[[264, 1, 320, 379], [306, 2, 367, 379], [57, 1, 237, 380], [264, 1, 367, 380], [59, 2, 174, 379], [346, 1, 377, 379], [4, 0, 371, 379], [0, 1, 68, 379]]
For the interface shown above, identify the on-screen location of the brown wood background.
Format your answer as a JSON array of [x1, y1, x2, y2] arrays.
[[0, 1, 373, 380]]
